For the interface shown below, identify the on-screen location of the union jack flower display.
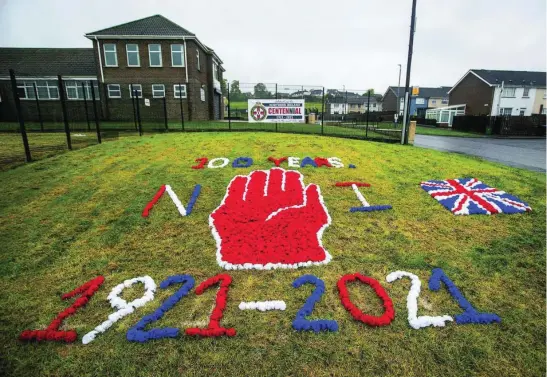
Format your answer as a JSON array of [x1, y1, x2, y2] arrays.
[[420, 178, 532, 215]]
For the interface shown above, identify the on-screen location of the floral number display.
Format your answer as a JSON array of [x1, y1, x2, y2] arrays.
[[191, 157, 208, 169], [210, 168, 332, 270], [386, 271, 453, 329], [127, 275, 195, 343], [335, 182, 392, 212], [292, 275, 338, 332], [428, 268, 501, 324], [19, 276, 105, 343], [82, 276, 156, 344], [337, 273, 395, 326], [185, 274, 236, 337], [142, 185, 167, 217]]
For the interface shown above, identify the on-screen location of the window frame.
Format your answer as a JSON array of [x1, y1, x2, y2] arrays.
[[65, 81, 100, 100], [31, 80, 59, 100], [148, 44, 162, 67], [196, 49, 201, 71], [126, 44, 140, 67], [499, 107, 513, 116], [103, 43, 118, 67], [200, 86, 205, 102], [152, 84, 166, 98], [129, 84, 143, 98], [501, 87, 516, 98], [173, 84, 187, 99], [522, 87, 530, 97], [16, 81, 35, 100], [107, 84, 121, 99], [171, 44, 185, 67]]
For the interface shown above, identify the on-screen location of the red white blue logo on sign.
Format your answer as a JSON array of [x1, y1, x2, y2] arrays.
[[420, 178, 532, 215]]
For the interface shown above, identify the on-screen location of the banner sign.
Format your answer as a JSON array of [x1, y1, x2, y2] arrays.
[[248, 99, 305, 123]]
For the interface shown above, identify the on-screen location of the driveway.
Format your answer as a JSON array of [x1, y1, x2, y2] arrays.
[[414, 135, 546, 172]]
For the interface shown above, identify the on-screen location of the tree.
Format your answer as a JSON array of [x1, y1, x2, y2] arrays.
[[254, 83, 272, 99], [230, 80, 244, 101], [363, 88, 375, 96]]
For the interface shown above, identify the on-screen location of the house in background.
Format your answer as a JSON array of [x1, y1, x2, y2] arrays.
[[448, 69, 546, 116], [327, 95, 382, 114], [0, 15, 225, 122], [382, 86, 450, 117]]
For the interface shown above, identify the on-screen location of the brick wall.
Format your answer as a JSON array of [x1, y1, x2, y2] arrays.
[[93, 38, 217, 121]]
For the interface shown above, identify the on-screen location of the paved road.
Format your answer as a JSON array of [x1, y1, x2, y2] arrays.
[[414, 135, 546, 172]]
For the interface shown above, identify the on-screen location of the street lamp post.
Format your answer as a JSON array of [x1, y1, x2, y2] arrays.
[[401, 0, 418, 145]]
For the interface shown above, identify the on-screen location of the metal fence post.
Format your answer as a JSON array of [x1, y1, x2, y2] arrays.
[[89, 80, 101, 144], [58, 75, 72, 150], [32, 83, 44, 132], [227, 82, 231, 131], [179, 83, 185, 131], [81, 82, 91, 131], [131, 84, 138, 131], [275, 83, 278, 132], [366, 90, 370, 138], [135, 90, 143, 136], [321, 87, 325, 135], [163, 95, 168, 131], [9, 69, 32, 162]]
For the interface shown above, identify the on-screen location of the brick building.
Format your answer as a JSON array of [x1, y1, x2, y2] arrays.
[[0, 15, 225, 122]]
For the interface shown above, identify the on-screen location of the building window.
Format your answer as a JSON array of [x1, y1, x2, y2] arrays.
[[171, 44, 184, 67], [200, 86, 205, 102], [107, 84, 121, 98], [499, 107, 512, 115], [129, 84, 142, 98], [65, 81, 100, 100], [174, 84, 187, 98], [441, 99, 449, 104], [126, 44, 140, 67], [16, 81, 35, 99], [196, 49, 200, 71], [104, 44, 118, 67], [519, 108, 526, 116], [522, 88, 530, 97], [542, 107, 547, 114], [19, 80, 60, 100], [152, 84, 165, 98], [213, 63, 219, 80], [501, 87, 516, 97], [149, 44, 162, 67], [431, 100, 436, 104]]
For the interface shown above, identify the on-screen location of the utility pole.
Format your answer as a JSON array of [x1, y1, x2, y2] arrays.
[[401, 0, 418, 145]]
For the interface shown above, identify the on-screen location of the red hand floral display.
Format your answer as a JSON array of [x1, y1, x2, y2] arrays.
[[337, 273, 395, 327], [209, 168, 332, 270]]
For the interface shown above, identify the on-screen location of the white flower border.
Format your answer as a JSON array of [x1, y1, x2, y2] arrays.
[[82, 276, 156, 344], [210, 167, 332, 270]]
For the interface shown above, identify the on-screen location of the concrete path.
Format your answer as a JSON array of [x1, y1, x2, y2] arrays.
[[414, 135, 546, 172]]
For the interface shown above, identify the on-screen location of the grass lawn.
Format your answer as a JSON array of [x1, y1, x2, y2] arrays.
[[1, 122, 398, 170], [0, 132, 545, 377], [415, 125, 485, 137]]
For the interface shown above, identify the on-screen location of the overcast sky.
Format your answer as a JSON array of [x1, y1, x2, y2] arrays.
[[1, 0, 545, 93]]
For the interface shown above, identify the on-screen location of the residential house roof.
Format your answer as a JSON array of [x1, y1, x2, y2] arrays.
[[86, 15, 195, 37], [329, 96, 380, 105], [385, 86, 451, 98], [469, 69, 546, 87], [0, 48, 96, 77]]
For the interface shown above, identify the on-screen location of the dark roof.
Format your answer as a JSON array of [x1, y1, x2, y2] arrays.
[[470, 69, 546, 86], [330, 96, 379, 104], [387, 86, 451, 98], [0, 48, 96, 77], [86, 15, 195, 37]]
